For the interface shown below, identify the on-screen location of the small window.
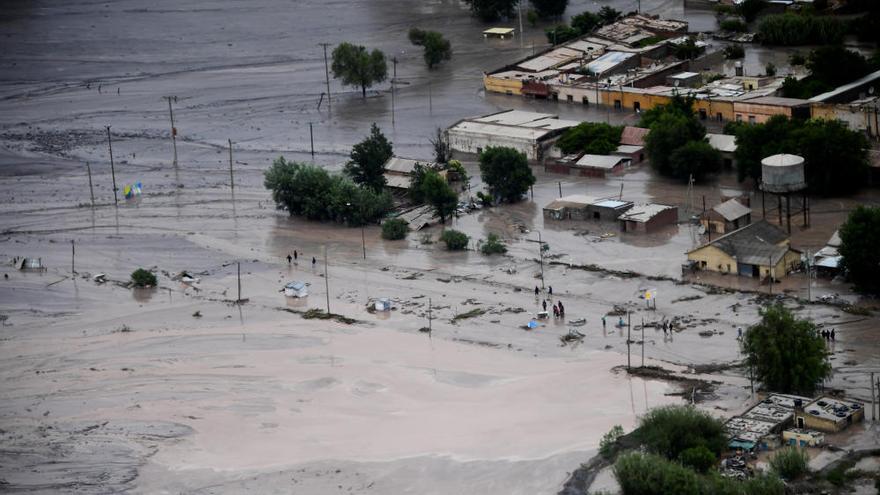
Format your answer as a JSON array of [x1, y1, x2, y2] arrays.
[[717, 112, 723, 122], [699, 109, 707, 120], [736, 114, 743, 122], [582, 96, 589, 105], [567, 95, 573, 102], [633, 101, 641, 112], [614, 100, 621, 109], [748, 115, 756, 124]]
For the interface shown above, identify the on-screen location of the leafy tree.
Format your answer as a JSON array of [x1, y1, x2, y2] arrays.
[[789, 52, 806, 66], [679, 446, 716, 474], [723, 44, 745, 59], [545, 24, 580, 45], [526, 9, 538, 26], [381, 218, 409, 240], [131, 268, 157, 288], [669, 140, 721, 181], [720, 19, 748, 32], [742, 305, 831, 395], [673, 37, 705, 60], [429, 127, 451, 165], [634, 405, 727, 461], [597, 6, 622, 25], [645, 113, 705, 179], [408, 28, 452, 69], [556, 122, 623, 155], [446, 159, 468, 187], [478, 146, 535, 203], [346, 124, 392, 192], [769, 447, 809, 480], [764, 62, 776, 76], [480, 233, 508, 255], [421, 169, 458, 223], [639, 94, 701, 129], [331, 42, 388, 98], [737, 0, 768, 22], [439, 229, 469, 250], [530, 0, 568, 18], [464, 0, 517, 22], [839, 206, 880, 294], [264, 157, 392, 223], [571, 11, 601, 34], [806, 45, 873, 89], [757, 13, 845, 45]]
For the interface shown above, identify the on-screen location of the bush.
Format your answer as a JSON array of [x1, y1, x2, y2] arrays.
[[480, 233, 507, 255], [723, 44, 745, 59], [614, 452, 702, 495], [634, 405, 727, 460], [545, 24, 580, 45], [599, 425, 624, 460], [720, 19, 748, 32], [131, 268, 157, 288], [769, 447, 809, 480], [680, 446, 716, 473], [440, 229, 469, 250], [757, 13, 845, 45], [381, 218, 409, 240], [556, 122, 623, 155]]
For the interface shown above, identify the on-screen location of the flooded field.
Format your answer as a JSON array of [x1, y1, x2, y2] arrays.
[[1, 0, 879, 493]]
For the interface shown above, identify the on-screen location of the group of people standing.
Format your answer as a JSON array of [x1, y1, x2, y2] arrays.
[[286, 250, 317, 268], [536, 286, 564, 318], [821, 328, 836, 341]]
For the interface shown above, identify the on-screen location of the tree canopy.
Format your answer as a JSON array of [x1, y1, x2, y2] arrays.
[[331, 42, 388, 98], [780, 45, 876, 99], [742, 304, 831, 395], [839, 206, 880, 294], [264, 157, 392, 224], [556, 122, 623, 155], [530, 0, 568, 18], [756, 13, 845, 46], [726, 115, 869, 195], [464, 0, 517, 22], [346, 124, 392, 192], [421, 169, 459, 223], [478, 146, 535, 203], [642, 96, 708, 181], [669, 140, 721, 182], [571, 11, 601, 34], [408, 28, 452, 69], [634, 405, 727, 461]]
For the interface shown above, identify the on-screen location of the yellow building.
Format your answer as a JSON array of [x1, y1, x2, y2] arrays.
[[687, 220, 801, 279]]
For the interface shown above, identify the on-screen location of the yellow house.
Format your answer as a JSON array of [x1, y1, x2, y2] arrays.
[[687, 220, 801, 279]]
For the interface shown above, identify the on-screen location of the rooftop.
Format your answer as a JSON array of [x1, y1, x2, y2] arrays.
[[448, 121, 558, 140], [669, 71, 699, 79], [809, 69, 880, 103], [620, 126, 649, 146], [706, 133, 737, 153], [575, 154, 628, 169], [803, 396, 864, 423], [593, 199, 633, 209], [712, 198, 751, 222], [384, 156, 433, 175], [690, 220, 792, 266], [615, 144, 643, 153], [585, 51, 636, 76], [484, 27, 515, 35], [544, 194, 598, 210], [618, 203, 675, 222], [741, 96, 811, 107], [473, 109, 557, 126]]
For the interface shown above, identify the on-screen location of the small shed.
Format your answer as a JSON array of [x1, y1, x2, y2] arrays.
[[572, 154, 630, 178], [543, 194, 596, 220], [614, 144, 645, 164], [782, 429, 825, 448], [588, 199, 634, 221], [795, 397, 865, 433], [18, 258, 45, 271], [618, 204, 678, 233], [483, 27, 515, 39], [702, 198, 751, 234], [284, 281, 308, 298]]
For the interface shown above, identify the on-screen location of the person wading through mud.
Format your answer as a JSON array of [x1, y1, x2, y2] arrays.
[[287, 254, 292, 264], [542, 299, 547, 312], [534, 286, 539, 296]]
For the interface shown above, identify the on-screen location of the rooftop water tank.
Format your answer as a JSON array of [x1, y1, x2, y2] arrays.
[[761, 154, 806, 193]]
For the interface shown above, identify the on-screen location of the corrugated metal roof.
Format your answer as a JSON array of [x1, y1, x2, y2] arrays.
[[618, 203, 675, 222], [620, 126, 649, 146], [517, 47, 582, 72], [593, 199, 632, 209], [484, 27, 515, 35], [448, 121, 555, 140], [473, 109, 557, 126], [690, 220, 792, 265], [384, 156, 433, 175], [616, 144, 643, 154], [575, 154, 627, 169], [585, 51, 636, 75], [712, 198, 751, 222], [809, 69, 880, 102], [519, 117, 581, 130], [383, 173, 411, 190]]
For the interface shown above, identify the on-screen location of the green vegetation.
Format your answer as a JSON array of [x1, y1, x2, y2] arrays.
[[634, 405, 727, 461], [330, 42, 388, 98], [669, 140, 721, 182], [757, 13, 845, 45], [530, 0, 567, 18], [642, 95, 715, 182], [381, 218, 409, 240], [408, 28, 452, 69], [839, 206, 880, 294], [726, 115, 869, 196], [421, 169, 458, 223], [545, 6, 623, 45], [789, 53, 805, 66], [673, 37, 705, 60], [131, 268, 157, 288], [780, 45, 877, 99], [764, 62, 776, 76], [463, 0, 517, 22], [738, 0, 768, 22], [264, 157, 392, 224], [346, 123, 392, 192], [679, 446, 716, 474], [439, 229, 469, 250], [430, 127, 451, 165], [769, 447, 810, 481], [446, 159, 468, 186], [556, 122, 623, 155], [546, 24, 580, 45], [479, 233, 507, 255], [742, 305, 831, 395], [478, 146, 535, 203], [599, 424, 624, 460], [597, 6, 622, 25], [719, 19, 748, 32], [723, 44, 745, 59], [571, 10, 601, 34]]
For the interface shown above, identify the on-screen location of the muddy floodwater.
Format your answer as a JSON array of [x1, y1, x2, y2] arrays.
[[1, 0, 879, 493]]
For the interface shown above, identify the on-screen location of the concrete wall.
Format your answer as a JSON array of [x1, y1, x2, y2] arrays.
[[447, 130, 539, 160], [484, 73, 523, 96], [733, 101, 800, 125]]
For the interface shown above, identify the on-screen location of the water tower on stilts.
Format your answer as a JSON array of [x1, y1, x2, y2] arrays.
[[760, 153, 810, 234]]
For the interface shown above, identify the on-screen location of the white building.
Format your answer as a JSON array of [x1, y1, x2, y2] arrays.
[[446, 110, 580, 161]]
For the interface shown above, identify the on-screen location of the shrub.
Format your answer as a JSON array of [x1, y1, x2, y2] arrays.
[[545, 24, 580, 45], [634, 405, 727, 460], [765, 62, 776, 76], [720, 19, 748, 32], [680, 445, 716, 473], [440, 229, 469, 250], [599, 425, 624, 460], [614, 452, 702, 495], [757, 13, 845, 45], [131, 268, 157, 288], [769, 447, 809, 480], [556, 122, 623, 155], [480, 233, 507, 255], [381, 218, 409, 240], [724, 44, 745, 59]]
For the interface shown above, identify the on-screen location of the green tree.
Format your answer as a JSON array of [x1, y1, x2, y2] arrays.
[[614, 452, 703, 495], [530, 0, 568, 18], [421, 169, 459, 223], [644, 112, 705, 179], [806, 45, 873, 89], [131, 268, 157, 288], [440, 229, 470, 250], [769, 447, 809, 480], [478, 146, 535, 203], [723, 44, 745, 59], [464, 0, 517, 22], [408, 28, 452, 69], [679, 446, 716, 474], [756, 13, 845, 45], [634, 405, 727, 461], [381, 218, 409, 240], [737, 0, 768, 22], [408, 162, 432, 204], [597, 6, 622, 25], [669, 140, 721, 181], [480, 233, 508, 255], [346, 123, 392, 192], [331, 42, 388, 98], [556, 122, 623, 155], [673, 37, 705, 60], [839, 206, 880, 293], [571, 11, 601, 34], [545, 24, 580, 44], [742, 305, 831, 395], [720, 19, 748, 32], [599, 425, 625, 460], [429, 127, 451, 164]]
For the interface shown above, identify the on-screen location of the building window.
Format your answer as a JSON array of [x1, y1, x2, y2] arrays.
[[699, 109, 707, 120], [567, 95, 573, 103], [614, 100, 621, 109], [633, 101, 641, 112], [582, 96, 589, 105], [736, 114, 743, 122], [748, 115, 756, 124]]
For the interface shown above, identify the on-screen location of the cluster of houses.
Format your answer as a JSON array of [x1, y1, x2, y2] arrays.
[[726, 393, 865, 453], [543, 194, 679, 233]]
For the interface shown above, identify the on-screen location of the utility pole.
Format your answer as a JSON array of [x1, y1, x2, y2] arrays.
[[806, 249, 811, 302], [391, 57, 398, 126], [558, 181, 562, 198], [237, 261, 242, 302], [626, 311, 632, 370], [319, 43, 332, 112], [85, 162, 95, 207], [641, 317, 645, 368], [769, 255, 773, 296], [428, 298, 433, 333], [517, 0, 524, 49], [537, 230, 545, 289], [105, 126, 118, 207], [71, 240, 75, 274], [309, 123, 315, 157], [428, 77, 433, 113], [871, 372, 876, 421], [323, 245, 330, 314], [162, 96, 178, 166], [228, 139, 235, 189]]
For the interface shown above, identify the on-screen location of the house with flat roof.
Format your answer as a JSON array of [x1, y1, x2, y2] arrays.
[[618, 203, 678, 232], [447, 110, 580, 161], [543, 195, 598, 220], [795, 397, 865, 433], [687, 220, 801, 279]]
